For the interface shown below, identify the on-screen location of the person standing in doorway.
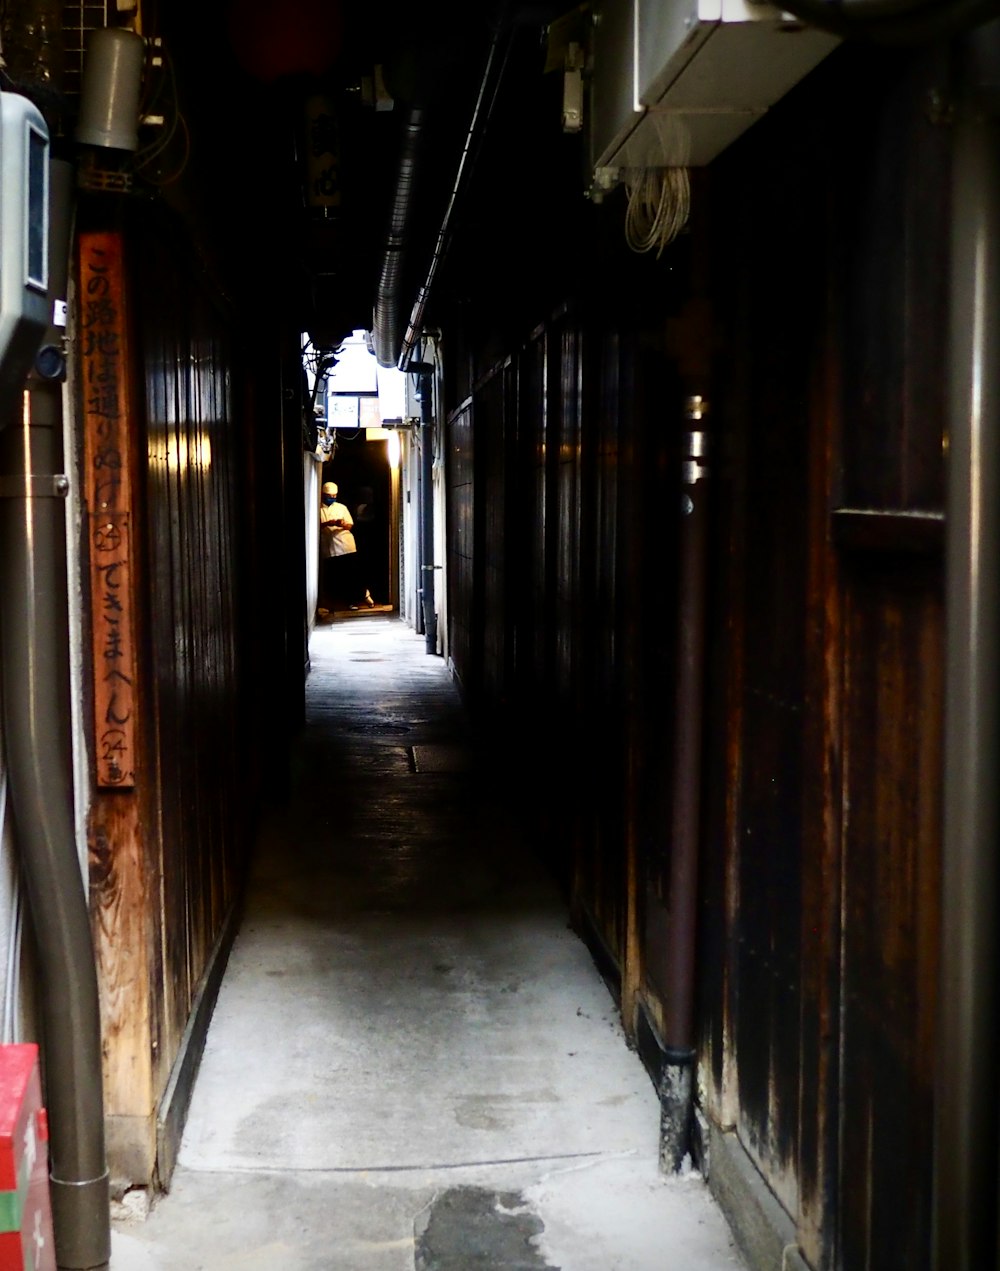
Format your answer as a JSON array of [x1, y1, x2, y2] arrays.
[[319, 481, 362, 611]]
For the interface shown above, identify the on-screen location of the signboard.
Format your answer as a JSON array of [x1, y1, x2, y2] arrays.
[[79, 232, 136, 788]]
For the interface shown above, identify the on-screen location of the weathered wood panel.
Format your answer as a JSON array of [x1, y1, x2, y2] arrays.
[[829, 44, 948, 1270], [436, 28, 948, 1271], [839, 558, 943, 1271], [78, 224, 157, 1181], [699, 39, 948, 1270], [133, 213, 246, 1105], [77, 200, 268, 1184]]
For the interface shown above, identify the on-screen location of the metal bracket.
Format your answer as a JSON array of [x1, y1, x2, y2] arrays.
[[0, 474, 70, 499]]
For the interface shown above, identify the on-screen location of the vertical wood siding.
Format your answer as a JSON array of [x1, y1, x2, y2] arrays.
[[440, 35, 947, 1271], [79, 201, 286, 1182], [136, 219, 244, 1088]]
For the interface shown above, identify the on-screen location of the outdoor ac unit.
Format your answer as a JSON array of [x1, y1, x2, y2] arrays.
[[589, 0, 840, 177]]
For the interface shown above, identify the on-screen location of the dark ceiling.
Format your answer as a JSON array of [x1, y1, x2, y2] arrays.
[[145, 0, 572, 358]]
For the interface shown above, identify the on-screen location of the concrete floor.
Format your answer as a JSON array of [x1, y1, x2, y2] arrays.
[[110, 616, 748, 1271]]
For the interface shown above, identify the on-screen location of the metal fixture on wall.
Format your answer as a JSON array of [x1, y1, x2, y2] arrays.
[[74, 26, 145, 151], [587, 0, 840, 192]]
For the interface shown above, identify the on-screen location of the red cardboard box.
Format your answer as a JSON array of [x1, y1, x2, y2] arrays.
[[0, 1044, 56, 1271]]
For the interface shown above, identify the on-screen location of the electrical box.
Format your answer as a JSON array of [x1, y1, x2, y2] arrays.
[[0, 90, 50, 416], [0, 1044, 57, 1271], [590, 0, 840, 178]]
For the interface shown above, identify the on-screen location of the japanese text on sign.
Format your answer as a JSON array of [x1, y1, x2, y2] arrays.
[[80, 234, 137, 788]]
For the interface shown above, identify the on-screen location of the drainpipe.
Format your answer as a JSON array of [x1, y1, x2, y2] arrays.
[[372, 106, 426, 369], [415, 365, 437, 652], [413, 398, 425, 637], [659, 394, 711, 1172], [933, 23, 1000, 1271], [0, 158, 110, 1269]]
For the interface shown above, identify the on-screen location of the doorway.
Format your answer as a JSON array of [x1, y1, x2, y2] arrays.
[[322, 429, 395, 612]]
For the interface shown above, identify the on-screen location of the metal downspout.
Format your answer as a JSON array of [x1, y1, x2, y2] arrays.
[[373, 107, 426, 369], [417, 368, 437, 652], [413, 424, 426, 636], [934, 24, 1000, 1271], [659, 395, 711, 1171], [0, 159, 110, 1270]]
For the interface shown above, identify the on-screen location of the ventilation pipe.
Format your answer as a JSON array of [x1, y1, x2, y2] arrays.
[[0, 158, 111, 1269], [933, 22, 1000, 1271], [372, 106, 426, 369]]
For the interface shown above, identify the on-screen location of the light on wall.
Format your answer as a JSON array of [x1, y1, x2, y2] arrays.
[[387, 429, 400, 471]]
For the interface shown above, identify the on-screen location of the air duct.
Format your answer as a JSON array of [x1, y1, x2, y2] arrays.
[[372, 106, 426, 369]]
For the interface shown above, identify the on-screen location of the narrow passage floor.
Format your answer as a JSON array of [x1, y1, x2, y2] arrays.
[[111, 616, 747, 1271]]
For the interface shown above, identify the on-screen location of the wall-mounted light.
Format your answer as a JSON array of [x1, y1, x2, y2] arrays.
[[387, 428, 400, 471]]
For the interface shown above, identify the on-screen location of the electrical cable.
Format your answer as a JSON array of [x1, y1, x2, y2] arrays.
[[147, 111, 189, 186], [623, 166, 690, 257], [134, 43, 190, 186]]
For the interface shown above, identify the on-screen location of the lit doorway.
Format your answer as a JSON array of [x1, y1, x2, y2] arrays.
[[321, 425, 397, 613]]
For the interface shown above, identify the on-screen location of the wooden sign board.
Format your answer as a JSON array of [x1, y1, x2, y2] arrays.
[[79, 232, 137, 788]]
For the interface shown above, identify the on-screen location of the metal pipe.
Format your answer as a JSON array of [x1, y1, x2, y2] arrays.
[[397, 25, 513, 371], [0, 158, 110, 1269], [413, 410, 426, 636], [660, 394, 711, 1172], [417, 369, 437, 652], [372, 107, 426, 369], [933, 26, 1000, 1271]]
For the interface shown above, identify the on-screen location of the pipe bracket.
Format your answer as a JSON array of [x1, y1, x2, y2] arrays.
[[0, 474, 70, 499]]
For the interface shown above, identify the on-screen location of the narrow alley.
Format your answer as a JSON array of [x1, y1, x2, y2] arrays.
[[4, 3, 997, 1267], [108, 616, 746, 1271]]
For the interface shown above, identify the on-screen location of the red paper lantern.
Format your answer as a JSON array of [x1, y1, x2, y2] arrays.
[[227, 0, 344, 82]]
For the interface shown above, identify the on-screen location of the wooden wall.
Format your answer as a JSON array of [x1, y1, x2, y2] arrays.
[[77, 197, 299, 1186], [437, 34, 947, 1271], [134, 209, 245, 1100]]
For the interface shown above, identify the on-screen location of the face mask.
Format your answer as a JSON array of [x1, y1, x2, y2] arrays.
[[323, 496, 334, 506]]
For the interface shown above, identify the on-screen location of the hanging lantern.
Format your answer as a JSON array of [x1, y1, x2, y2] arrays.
[[226, 0, 344, 83], [303, 94, 341, 212]]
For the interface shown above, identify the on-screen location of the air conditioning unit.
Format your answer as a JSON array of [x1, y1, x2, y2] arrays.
[[589, 0, 840, 182]]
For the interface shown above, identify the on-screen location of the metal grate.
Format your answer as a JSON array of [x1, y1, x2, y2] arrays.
[[60, 0, 109, 99]]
